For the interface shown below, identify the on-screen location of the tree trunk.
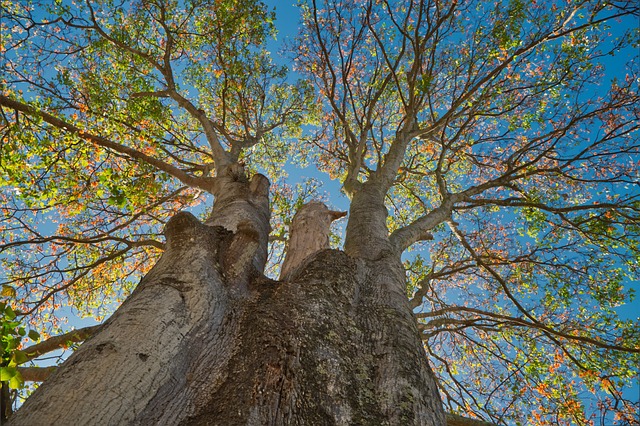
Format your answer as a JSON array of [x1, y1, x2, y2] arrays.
[[8, 172, 445, 425]]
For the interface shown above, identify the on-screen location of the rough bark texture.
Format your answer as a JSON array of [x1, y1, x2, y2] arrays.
[[9, 172, 445, 426], [205, 164, 271, 271]]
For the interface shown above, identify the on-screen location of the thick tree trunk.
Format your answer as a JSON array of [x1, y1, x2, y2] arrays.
[[8, 172, 445, 425]]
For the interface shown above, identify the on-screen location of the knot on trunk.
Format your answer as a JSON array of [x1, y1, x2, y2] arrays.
[[280, 201, 346, 281], [164, 211, 202, 237], [164, 212, 230, 252], [163, 211, 262, 289], [223, 162, 249, 182]]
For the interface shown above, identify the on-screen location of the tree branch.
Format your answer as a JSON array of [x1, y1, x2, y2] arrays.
[[1, 234, 165, 253], [84, 0, 233, 170], [389, 194, 463, 252], [0, 95, 212, 192], [164, 89, 232, 170], [444, 224, 640, 355], [19, 325, 103, 363], [18, 366, 57, 382], [446, 413, 496, 426]]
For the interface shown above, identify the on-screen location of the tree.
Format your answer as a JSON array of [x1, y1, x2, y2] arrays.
[[0, 0, 638, 424]]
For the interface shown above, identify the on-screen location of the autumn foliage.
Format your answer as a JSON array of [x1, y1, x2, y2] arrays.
[[1, 0, 639, 424]]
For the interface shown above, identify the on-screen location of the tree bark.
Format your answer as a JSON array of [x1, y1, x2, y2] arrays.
[[279, 201, 346, 281], [8, 172, 445, 425]]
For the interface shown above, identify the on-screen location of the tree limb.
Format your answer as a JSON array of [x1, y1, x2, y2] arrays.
[[1, 234, 165, 253], [445, 223, 640, 355], [165, 89, 232, 170], [19, 325, 103, 363], [389, 195, 462, 252], [418, 305, 640, 354], [0, 95, 213, 192], [446, 413, 496, 426], [18, 366, 57, 382]]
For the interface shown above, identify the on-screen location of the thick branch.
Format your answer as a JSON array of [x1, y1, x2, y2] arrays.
[[446, 413, 496, 426], [0, 95, 211, 192], [18, 366, 57, 382], [390, 195, 463, 252], [19, 325, 103, 363]]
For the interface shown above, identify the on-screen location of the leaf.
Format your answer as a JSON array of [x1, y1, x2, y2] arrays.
[[12, 350, 28, 365], [4, 306, 16, 320], [28, 329, 40, 341], [0, 366, 17, 381], [8, 370, 23, 389], [1, 285, 16, 298]]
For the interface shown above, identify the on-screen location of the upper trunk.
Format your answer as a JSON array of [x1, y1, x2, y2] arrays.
[[205, 163, 271, 272], [344, 180, 395, 260], [8, 171, 445, 425]]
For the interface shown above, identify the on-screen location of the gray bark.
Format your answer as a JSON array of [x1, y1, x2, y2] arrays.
[[344, 180, 395, 260], [279, 201, 346, 281], [205, 163, 271, 271], [9, 172, 445, 426]]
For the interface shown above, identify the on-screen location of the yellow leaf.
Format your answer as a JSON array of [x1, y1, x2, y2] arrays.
[[1, 285, 16, 298]]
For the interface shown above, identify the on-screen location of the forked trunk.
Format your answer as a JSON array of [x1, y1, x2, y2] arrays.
[[8, 171, 445, 425]]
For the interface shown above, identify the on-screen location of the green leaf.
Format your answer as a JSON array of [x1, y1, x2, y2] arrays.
[[0, 366, 17, 381], [28, 329, 40, 342], [4, 306, 16, 320], [12, 350, 28, 365], [1, 285, 16, 298], [8, 370, 23, 389]]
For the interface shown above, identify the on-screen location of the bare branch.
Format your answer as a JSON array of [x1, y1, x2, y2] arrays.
[[418, 306, 639, 354], [19, 325, 103, 363], [1, 234, 165, 253], [18, 366, 57, 382]]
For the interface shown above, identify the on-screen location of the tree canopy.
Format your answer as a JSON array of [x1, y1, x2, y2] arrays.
[[1, 0, 639, 424]]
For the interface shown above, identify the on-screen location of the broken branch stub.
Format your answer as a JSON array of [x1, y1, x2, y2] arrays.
[[280, 201, 347, 281]]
